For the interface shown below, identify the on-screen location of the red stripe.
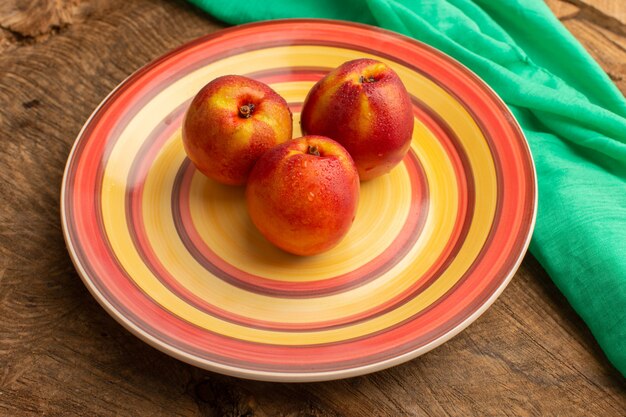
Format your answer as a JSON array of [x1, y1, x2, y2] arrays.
[[170, 71, 430, 299], [176, 151, 426, 297], [118, 94, 427, 330], [124, 90, 470, 332]]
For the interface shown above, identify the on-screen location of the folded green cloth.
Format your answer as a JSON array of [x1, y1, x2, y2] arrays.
[[188, 0, 626, 375]]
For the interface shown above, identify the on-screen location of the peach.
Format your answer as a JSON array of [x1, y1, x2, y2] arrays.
[[300, 59, 414, 181], [182, 75, 292, 185], [246, 136, 360, 256]]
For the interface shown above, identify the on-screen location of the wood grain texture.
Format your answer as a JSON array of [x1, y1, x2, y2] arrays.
[[0, 0, 624, 416], [573, 0, 626, 26]]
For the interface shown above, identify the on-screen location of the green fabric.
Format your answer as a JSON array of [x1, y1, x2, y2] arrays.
[[188, 0, 626, 375]]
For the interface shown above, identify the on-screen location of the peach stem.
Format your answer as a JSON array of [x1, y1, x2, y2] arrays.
[[239, 103, 255, 118], [307, 145, 320, 156]]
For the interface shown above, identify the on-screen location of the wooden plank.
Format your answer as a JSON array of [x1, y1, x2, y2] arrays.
[[0, 1, 625, 416], [575, 0, 626, 27], [545, 0, 580, 19]]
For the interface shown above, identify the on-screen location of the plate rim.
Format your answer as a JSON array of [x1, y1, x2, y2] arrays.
[[60, 18, 538, 382]]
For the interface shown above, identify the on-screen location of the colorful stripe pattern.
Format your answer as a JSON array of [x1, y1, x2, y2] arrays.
[[61, 20, 536, 381]]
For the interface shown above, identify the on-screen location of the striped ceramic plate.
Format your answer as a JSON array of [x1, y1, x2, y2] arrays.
[[61, 20, 536, 382]]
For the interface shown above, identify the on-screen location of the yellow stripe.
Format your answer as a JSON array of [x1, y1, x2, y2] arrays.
[[100, 45, 496, 344]]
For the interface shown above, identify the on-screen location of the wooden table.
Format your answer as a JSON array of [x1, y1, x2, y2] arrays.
[[1, 1, 624, 415]]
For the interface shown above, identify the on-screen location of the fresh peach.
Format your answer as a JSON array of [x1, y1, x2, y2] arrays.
[[182, 75, 292, 185], [300, 59, 414, 180], [246, 136, 360, 256]]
